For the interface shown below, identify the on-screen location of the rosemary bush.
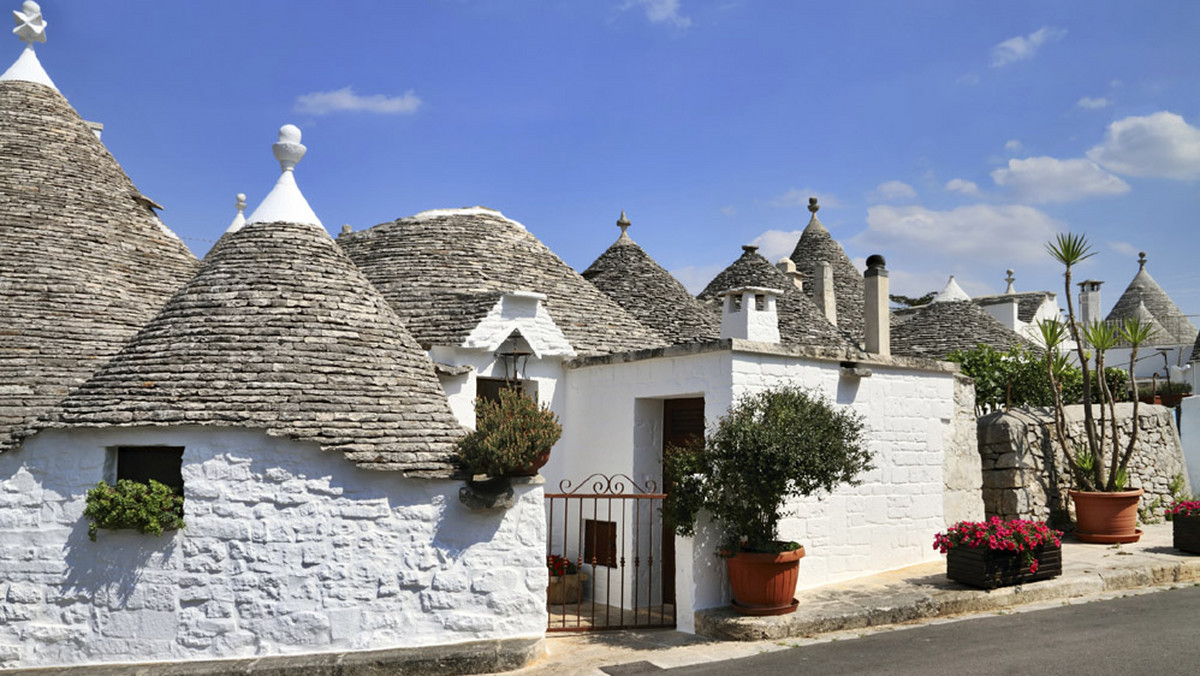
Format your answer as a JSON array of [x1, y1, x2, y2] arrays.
[[456, 388, 563, 477]]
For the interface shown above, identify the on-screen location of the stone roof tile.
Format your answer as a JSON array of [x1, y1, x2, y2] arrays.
[[0, 80, 199, 453], [43, 221, 464, 477], [891, 300, 1033, 360]]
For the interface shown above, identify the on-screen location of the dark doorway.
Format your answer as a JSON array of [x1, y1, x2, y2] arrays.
[[661, 397, 705, 605]]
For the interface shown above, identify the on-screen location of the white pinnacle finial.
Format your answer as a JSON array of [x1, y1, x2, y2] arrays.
[[0, 0, 55, 90], [225, 193, 247, 233], [246, 125, 322, 229], [273, 124, 306, 172], [13, 2, 45, 46]]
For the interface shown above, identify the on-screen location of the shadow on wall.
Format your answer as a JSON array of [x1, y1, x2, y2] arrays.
[[62, 519, 180, 607]]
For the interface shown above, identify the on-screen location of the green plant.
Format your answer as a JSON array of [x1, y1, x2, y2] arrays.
[[83, 479, 185, 541], [934, 518, 1062, 574], [1041, 233, 1153, 492], [455, 388, 563, 477], [1137, 380, 1193, 398], [547, 554, 577, 577], [664, 386, 873, 555], [948, 344, 1125, 415]]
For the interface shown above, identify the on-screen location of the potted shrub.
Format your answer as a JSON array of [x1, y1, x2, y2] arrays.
[[934, 518, 1063, 589], [83, 479, 185, 541], [1040, 234, 1155, 543], [456, 388, 562, 478], [665, 386, 873, 616], [1167, 500, 1200, 554], [546, 554, 587, 605], [1138, 380, 1193, 407]]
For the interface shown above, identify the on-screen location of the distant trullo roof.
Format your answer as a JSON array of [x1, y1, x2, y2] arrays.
[[337, 207, 668, 357], [932, 276, 971, 303], [582, 212, 720, 344], [890, 300, 1032, 360], [1105, 252, 1197, 346], [788, 198, 865, 341], [698, 245, 859, 350], [44, 127, 464, 477], [0, 13, 199, 453]]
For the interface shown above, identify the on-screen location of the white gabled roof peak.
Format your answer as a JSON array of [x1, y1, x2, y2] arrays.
[[932, 275, 971, 303]]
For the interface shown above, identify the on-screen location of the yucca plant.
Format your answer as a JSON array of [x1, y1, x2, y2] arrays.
[[1040, 233, 1153, 492]]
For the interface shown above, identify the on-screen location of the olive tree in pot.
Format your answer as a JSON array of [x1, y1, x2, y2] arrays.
[[1040, 233, 1155, 543], [664, 386, 873, 615]]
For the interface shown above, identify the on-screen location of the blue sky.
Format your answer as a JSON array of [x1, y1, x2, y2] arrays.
[[21, 1, 1200, 318]]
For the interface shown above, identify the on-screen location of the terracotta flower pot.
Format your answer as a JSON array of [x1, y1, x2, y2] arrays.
[[726, 546, 805, 616], [1069, 488, 1143, 543], [507, 448, 552, 477]]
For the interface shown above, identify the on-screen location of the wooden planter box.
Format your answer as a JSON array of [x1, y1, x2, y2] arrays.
[[547, 572, 587, 605], [946, 543, 1062, 589], [1173, 515, 1200, 554]]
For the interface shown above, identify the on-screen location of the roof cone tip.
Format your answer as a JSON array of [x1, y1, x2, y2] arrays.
[[226, 193, 248, 233], [808, 197, 819, 214], [616, 210, 632, 242], [0, 1, 55, 90], [246, 125, 323, 229]]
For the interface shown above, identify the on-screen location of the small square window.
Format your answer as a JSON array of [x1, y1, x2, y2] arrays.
[[584, 519, 618, 568], [108, 446, 184, 493]]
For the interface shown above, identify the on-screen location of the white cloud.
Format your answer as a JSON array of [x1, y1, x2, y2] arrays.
[[956, 73, 980, 86], [1005, 139, 1023, 153], [1086, 111, 1200, 180], [1107, 240, 1140, 257], [769, 188, 841, 209], [1076, 96, 1111, 110], [670, 263, 725, 295], [989, 26, 1066, 68], [719, 205, 736, 216], [294, 86, 422, 115], [750, 229, 803, 264], [621, 0, 691, 28], [868, 180, 917, 203], [855, 204, 1062, 266], [945, 178, 980, 196], [990, 156, 1129, 203]]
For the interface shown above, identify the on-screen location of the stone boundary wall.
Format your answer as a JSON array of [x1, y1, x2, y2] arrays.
[[978, 404, 1190, 528]]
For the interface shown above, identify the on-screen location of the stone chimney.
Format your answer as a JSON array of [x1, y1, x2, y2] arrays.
[[1078, 280, 1103, 326], [719, 286, 782, 344], [775, 258, 804, 291], [863, 255, 889, 356], [812, 261, 837, 326]]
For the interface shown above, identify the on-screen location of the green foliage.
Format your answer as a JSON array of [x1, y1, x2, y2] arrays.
[[889, 291, 936, 309], [455, 388, 563, 477], [664, 386, 874, 555], [1137, 380, 1193, 398], [83, 479, 185, 541]]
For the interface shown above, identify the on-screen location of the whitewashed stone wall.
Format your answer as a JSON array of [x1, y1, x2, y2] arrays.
[[978, 404, 1190, 529], [944, 374, 984, 524], [562, 341, 965, 632], [0, 427, 546, 670], [729, 350, 956, 593]]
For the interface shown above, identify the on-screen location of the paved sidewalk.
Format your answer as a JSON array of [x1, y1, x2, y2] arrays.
[[507, 522, 1200, 675]]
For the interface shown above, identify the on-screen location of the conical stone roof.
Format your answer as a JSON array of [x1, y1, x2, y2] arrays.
[[0, 79, 199, 453], [698, 245, 858, 350], [582, 214, 719, 344], [1105, 253, 1197, 346], [788, 199, 865, 341], [337, 207, 668, 357], [44, 220, 465, 477], [891, 300, 1032, 360]]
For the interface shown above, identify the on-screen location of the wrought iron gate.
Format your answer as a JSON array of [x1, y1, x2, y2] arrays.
[[545, 473, 675, 632]]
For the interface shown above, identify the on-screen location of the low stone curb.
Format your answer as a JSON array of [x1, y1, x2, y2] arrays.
[[0, 637, 544, 676], [695, 556, 1200, 642]]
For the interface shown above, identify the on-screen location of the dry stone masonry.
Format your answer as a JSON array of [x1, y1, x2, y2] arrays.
[[978, 404, 1190, 528]]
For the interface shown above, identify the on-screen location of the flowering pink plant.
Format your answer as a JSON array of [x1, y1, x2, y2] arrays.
[[934, 517, 1062, 574], [1167, 501, 1200, 518], [547, 554, 577, 577]]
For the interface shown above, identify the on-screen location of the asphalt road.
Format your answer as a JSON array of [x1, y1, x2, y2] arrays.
[[658, 585, 1200, 676]]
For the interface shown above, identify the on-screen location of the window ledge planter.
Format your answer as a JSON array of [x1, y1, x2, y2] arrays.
[[1171, 509, 1200, 554], [946, 542, 1062, 589]]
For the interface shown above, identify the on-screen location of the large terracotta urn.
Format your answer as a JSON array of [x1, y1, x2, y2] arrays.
[[726, 545, 805, 616], [1069, 488, 1143, 543]]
